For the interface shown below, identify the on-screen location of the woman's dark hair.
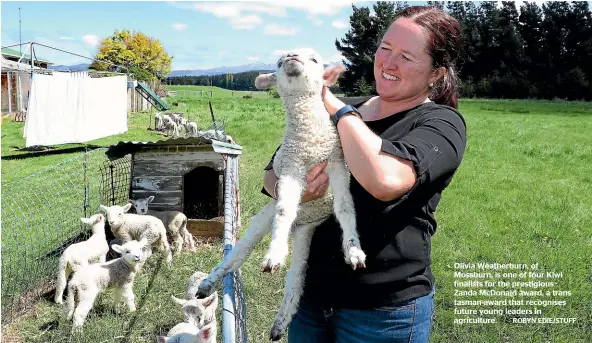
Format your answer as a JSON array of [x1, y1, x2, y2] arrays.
[[396, 6, 462, 109]]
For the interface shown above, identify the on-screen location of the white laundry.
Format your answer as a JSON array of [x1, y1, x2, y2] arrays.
[[24, 72, 127, 147]]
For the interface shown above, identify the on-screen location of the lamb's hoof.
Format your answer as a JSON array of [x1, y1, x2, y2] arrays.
[[269, 325, 285, 342], [346, 246, 367, 270], [261, 258, 282, 274], [55, 298, 63, 305]]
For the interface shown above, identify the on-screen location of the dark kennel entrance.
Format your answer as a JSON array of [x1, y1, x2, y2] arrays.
[[183, 166, 222, 220]]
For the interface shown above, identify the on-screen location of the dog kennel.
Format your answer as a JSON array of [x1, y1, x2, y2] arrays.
[[106, 136, 242, 237]]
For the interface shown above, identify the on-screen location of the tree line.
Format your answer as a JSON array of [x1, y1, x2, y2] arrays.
[[336, 1, 592, 100], [165, 71, 271, 91]]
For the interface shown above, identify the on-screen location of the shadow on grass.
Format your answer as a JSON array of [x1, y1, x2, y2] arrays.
[[120, 255, 165, 343], [2, 145, 103, 160]]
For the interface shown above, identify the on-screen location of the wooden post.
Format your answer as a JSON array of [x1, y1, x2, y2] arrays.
[[7, 72, 12, 113]]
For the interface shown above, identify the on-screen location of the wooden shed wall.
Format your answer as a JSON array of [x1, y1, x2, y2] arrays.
[[130, 146, 225, 213]]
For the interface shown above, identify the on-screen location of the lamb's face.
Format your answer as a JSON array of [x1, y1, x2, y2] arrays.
[[129, 196, 154, 215], [255, 48, 325, 97], [113, 238, 149, 265], [172, 293, 218, 328], [100, 203, 132, 227]]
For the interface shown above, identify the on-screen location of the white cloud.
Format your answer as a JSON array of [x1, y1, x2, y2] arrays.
[[172, 23, 187, 31], [332, 20, 348, 29], [176, 1, 352, 30], [309, 15, 324, 26], [246, 56, 260, 61], [82, 34, 99, 47], [59, 36, 75, 41], [264, 24, 299, 36], [230, 14, 261, 30]]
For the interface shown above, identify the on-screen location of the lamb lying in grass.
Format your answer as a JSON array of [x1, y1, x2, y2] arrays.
[[100, 203, 173, 266], [129, 196, 197, 253], [156, 321, 216, 343], [196, 48, 365, 341], [54, 214, 109, 304], [64, 238, 150, 333]]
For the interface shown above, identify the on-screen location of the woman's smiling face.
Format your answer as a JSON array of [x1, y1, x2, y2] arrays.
[[374, 17, 440, 102]]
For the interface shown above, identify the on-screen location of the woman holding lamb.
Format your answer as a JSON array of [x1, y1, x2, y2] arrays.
[[262, 6, 467, 343]]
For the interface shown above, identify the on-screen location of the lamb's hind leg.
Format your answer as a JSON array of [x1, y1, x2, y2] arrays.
[[326, 161, 366, 269], [262, 174, 305, 273], [270, 222, 318, 342], [196, 201, 276, 298]]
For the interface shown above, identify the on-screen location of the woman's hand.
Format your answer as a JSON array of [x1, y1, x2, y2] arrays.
[[322, 66, 347, 116], [300, 161, 330, 203]]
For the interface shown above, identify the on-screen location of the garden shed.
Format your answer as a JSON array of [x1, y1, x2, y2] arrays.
[[106, 136, 242, 237]]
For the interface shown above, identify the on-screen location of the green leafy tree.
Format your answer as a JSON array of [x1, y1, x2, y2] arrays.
[[90, 29, 173, 81]]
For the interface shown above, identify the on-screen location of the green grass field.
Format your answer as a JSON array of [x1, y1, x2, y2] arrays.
[[1, 89, 591, 342]]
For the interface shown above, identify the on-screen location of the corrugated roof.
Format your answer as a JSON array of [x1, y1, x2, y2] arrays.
[[106, 136, 243, 159], [1, 47, 52, 64]]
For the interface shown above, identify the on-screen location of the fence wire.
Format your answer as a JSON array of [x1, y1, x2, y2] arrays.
[[1, 147, 248, 343], [1, 148, 131, 325], [221, 153, 248, 343]]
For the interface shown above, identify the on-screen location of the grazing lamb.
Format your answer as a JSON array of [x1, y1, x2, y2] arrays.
[[185, 121, 199, 137], [155, 112, 164, 131], [99, 203, 173, 266], [54, 214, 110, 304], [129, 196, 197, 253], [166, 120, 180, 137], [156, 321, 216, 343], [64, 238, 150, 333], [196, 48, 365, 341]]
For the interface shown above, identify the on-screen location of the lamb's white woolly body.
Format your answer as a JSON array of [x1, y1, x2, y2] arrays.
[[100, 203, 173, 266], [129, 196, 197, 253], [196, 48, 366, 342], [64, 239, 149, 333], [54, 214, 110, 304]]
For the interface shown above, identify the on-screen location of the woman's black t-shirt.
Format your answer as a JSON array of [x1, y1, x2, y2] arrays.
[[262, 96, 467, 309]]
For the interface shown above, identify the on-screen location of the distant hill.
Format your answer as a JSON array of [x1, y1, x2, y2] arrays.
[[169, 62, 276, 77], [48, 63, 90, 71]]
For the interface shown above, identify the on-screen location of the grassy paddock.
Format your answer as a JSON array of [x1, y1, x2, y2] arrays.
[[2, 96, 591, 342]]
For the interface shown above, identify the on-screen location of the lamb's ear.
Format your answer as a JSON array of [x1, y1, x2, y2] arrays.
[[323, 64, 346, 87], [122, 203, 132, 213], [99, 205, 109, 212], [255, 73, 277, 90], [147, 196, 155, 203], [111, 244, 123, 254], [200, 292, 218, 308], [156, 336, 169, 343], [200, 321, 215, 341], [171, 295, 186, 306], [80, 217, 92, 225]]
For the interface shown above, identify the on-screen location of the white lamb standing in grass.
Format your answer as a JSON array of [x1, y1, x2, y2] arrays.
[[156, 320, 216, 343], [166, 120, 180, 137], [54, 214, 110, 304], [100, 203, 173, 266], [129, 196, 197, 253], [155, 112, 164, 131], [64, 238, 150, 333], [195, 48, 365, 341], [185, 121, 199, 137]]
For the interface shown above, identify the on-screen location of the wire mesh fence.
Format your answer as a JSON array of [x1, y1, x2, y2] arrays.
[[0, 148, 131, 325], [221, 153, 248, 343], [1, 147, 248, 343]]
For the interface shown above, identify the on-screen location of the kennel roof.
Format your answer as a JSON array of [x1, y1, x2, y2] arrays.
[[105, 136, 243, 159]]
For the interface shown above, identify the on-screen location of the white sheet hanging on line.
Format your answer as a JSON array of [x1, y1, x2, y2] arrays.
[[24, 72, 128, 147]]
